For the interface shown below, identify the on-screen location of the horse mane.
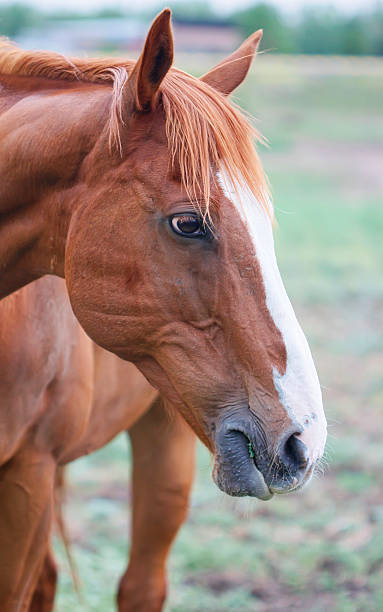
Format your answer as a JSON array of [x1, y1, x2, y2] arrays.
[[0, 38, 271, 218]]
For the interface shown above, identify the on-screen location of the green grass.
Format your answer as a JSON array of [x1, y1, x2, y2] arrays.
[[54, 55, 383, 611]]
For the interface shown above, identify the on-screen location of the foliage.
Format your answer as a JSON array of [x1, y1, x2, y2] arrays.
[[296, 7, 345, 55], [295, 7, 380, 55], [233, 3, 296, 53], [234, 3, 383, 56], [0, 3, 38, 37]]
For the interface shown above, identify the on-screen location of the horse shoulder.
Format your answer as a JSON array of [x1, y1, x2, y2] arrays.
[[0, 277, 94, 463]]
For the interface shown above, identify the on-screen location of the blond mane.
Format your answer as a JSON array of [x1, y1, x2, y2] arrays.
[[0, 38, 271, 217]]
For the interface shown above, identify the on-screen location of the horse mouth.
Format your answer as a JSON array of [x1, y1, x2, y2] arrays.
[[213, 429, 274, 500]]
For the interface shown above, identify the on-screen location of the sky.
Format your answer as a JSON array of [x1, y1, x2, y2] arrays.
[[0, 0, 378, 15]]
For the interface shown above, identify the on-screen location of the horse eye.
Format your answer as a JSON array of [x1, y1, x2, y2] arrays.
[[170, 213, 206, 238]]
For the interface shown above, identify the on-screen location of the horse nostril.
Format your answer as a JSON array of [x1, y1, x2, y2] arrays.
[[280, 433, 309, 472]]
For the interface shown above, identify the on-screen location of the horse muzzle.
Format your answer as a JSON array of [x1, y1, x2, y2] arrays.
[[213, 414, 312, 500]]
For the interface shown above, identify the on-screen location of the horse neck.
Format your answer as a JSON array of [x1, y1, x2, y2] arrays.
[[0, 75, 111, 298]]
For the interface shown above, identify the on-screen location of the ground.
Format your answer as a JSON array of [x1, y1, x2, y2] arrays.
[[54, 54, 383, 611]]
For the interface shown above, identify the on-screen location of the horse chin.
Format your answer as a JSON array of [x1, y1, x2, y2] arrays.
[[212, 430, 273, 500], [213, 460, 273, 500]]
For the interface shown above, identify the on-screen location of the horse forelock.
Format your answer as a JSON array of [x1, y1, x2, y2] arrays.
[[161, 69, 272, 221], [0, 37, 272, 220]]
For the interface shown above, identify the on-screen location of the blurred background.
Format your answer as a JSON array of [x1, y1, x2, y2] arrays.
[[2, 0, 382, 610]]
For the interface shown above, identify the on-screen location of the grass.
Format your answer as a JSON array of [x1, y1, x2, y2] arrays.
[[54, 55, 383, 611]]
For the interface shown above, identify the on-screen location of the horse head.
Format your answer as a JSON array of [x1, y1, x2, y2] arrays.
[[65, 10, 327, 499]]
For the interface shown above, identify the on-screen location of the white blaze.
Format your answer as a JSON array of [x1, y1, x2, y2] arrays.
[[220, 175, 327, 462]]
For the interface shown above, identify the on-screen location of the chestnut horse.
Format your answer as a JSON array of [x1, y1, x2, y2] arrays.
[[0, 9, 327, 610], [0, 276, 195, 612]]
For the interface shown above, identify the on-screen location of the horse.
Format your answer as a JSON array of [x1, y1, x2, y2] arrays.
[[0, 276, 195, 611], [0, 8, 327, 610]]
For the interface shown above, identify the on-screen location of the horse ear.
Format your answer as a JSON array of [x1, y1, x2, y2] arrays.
[[130, 8, 174, 111], [200, 29, 263, 96]]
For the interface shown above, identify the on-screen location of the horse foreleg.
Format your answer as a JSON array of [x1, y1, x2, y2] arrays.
[[29, 465, 66, 612], [28, 548, 57, 612], [0, 447, 55, 611], [118, 398, 196, 612]]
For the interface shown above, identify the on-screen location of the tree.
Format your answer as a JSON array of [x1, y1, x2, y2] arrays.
[[297, 7, 343, 55], [233, 3, 296, 53], [0, 3, 38, 37]]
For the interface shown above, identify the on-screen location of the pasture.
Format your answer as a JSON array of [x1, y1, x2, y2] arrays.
[[54, 54, 383, 611]]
